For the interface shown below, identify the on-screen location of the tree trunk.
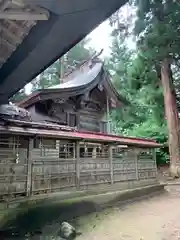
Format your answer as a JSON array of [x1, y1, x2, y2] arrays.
[[161, 58, 180, 177]]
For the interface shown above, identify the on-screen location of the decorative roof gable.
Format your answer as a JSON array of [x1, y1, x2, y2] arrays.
[[17, 53, 127, 109]]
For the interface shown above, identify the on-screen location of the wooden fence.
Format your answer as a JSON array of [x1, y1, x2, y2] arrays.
[[0, 134, 157, 200]]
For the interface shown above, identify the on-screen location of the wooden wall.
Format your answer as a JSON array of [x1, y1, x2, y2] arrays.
[[78, 88, 106, 132], [0, 134, 158, 200], [27, 105, 55, 123], [78, 110, 101, 132], [27, 87, 109, 133]]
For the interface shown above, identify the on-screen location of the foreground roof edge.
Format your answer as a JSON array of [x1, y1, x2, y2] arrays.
[[0, 0, 128, 103]]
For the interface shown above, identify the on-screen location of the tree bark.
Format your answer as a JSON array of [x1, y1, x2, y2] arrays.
[[161, 58, 180, 177]]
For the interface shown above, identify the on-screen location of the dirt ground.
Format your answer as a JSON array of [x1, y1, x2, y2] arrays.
[[77, 185, 180, 240]]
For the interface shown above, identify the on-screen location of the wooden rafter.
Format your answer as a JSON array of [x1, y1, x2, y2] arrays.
[[11, 0, 25, 7], [0, 0, 47, 69], [0, 9, 49, 21], [1, 37, 16, 51], [0, 0, 11, 12], [1, 24, 21, 44], [3, 19, 35, 36]]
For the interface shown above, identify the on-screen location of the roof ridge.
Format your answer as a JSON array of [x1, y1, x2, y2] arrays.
[[61, 49, 104, 80]]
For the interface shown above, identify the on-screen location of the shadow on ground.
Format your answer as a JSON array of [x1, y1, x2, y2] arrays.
[[0, 200, 100, 238], [0, 184, 165, 238]]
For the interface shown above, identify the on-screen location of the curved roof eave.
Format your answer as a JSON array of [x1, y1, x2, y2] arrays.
[[17, 61, 104, 108], [48, 62, 103, 91], [18, 61, 128, 108]]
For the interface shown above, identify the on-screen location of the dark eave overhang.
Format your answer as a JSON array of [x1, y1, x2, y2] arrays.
[[0, 0, 127, 103]]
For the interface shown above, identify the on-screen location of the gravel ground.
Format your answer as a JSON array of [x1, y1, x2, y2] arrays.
[[77, 185, 180, 240]]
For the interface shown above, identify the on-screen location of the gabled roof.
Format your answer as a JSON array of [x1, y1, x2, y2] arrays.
[[18, 57, 127, 108]]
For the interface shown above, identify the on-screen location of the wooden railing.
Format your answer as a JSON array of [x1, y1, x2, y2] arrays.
[[0, 134, 158, 200]]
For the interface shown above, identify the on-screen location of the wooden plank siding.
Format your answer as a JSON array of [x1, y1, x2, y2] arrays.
[[79, 112, 100, 132], [0, 134, 158, 200], [27, 87, 110, 134]]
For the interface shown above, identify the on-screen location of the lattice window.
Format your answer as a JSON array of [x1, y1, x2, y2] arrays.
[[59, 142, 75, 159], [80, 145, 94, 158], [0, 134, 20, 164], [79, 143, 107, 158]]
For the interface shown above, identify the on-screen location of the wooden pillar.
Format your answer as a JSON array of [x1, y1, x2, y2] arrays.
[[60, 56, 64, 83], [135, 149, 139, 181], [152, 148, 157, 178], [109, 145, 114, 184], [106, 96, 110, 134], [102, 144, 105, 157], [76, 113, 80, 131], [92, 147, 97, 158], [26, 138, 33, 196], [73, 142, 76, 159], [76, 141, 80, 189]]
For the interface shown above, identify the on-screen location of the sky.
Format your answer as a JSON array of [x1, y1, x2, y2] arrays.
[[88, 3, 136, 56], [87, 20, 112, 57]]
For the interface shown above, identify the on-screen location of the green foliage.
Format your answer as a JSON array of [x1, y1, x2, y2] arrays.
[[131, 0, 180, 164], [134, 0, 180, 63], [128, 119, 168, 164], [107, 4, 169, 164], [108, 33, 165, 134], [127, 119, 167, 140]]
